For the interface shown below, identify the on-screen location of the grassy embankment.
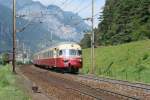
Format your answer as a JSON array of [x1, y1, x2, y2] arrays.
[[82, 40, 150, 83], [0, 64, 29, 100]]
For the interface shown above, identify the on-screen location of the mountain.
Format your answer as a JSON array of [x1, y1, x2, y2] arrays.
[[0, 4, 12, 51], [17, 3, 89, 41], [0, 0, 90, 52], [94, 0, 150, 46], [0, 4, 54, 52]]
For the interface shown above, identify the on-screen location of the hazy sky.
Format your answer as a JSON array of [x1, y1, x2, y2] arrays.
[[33, 0, 106, 27]]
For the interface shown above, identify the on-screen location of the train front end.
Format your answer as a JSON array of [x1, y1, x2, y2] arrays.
[[58, 43, 82, 73]]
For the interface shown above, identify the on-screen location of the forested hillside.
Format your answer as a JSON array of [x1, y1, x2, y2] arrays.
[[81, 0, 150, 47], [97, 0, 150, 45]]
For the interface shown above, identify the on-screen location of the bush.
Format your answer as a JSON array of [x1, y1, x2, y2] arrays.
[[0, 60, 2, 65], [0, 65, 15, 87], [1, 53, 9, 65]]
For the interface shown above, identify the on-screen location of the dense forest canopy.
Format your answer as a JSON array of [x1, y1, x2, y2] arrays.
[[81, 0, 150, 48]]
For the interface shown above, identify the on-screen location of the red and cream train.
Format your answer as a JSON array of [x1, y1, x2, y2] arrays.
[[33, 42, 82, 73]]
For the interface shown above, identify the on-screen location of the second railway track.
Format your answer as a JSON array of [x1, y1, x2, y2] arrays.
[[46, 70, 139, 100], [77, 74, 150, 91], [19, 65, 142, 100]]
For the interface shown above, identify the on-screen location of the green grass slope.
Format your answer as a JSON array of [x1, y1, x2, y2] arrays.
[[82, 40, 150, 83], [0, 65, 29, 100]]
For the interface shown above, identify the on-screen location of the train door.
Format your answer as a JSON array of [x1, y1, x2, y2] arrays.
[[53, 48, 57, 67]]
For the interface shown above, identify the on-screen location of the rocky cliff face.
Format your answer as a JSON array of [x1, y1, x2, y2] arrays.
[[0, 0, 90, 52]]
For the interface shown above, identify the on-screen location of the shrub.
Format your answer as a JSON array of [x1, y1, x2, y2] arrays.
[[1, 53, 9, 65]]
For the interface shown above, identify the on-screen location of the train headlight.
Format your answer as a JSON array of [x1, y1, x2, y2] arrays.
[[79, 59, 82, 62]]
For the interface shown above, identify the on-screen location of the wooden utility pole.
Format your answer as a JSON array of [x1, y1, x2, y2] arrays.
[[12, 0, 16, 73], [91, 0, 95, 74]]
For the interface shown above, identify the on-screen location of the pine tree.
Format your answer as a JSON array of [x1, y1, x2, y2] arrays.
[[96, 0, 150, 46]]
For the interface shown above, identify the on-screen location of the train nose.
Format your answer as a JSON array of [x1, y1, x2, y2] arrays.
[[69, 58, 82, 68]]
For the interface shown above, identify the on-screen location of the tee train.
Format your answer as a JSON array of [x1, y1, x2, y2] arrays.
[[33, 42, 83, 73]]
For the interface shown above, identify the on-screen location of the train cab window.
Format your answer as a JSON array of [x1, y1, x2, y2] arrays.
[[59, 50, 63, 55], [58, 50, 69, 56], [59, 49, 81, 56], [69, 50, 77, 56], [78, 50, 82, 55]]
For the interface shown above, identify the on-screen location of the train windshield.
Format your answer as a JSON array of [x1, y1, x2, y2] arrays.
[[59, 49, 82, 56]]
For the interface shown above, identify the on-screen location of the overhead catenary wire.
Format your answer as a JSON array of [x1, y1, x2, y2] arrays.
[[67, 0, 101, 27], [61, 0, 69, 6], [61, 0, 73, 9], [67, 1, 95, 25], [75, 2, 91, 14], [72, 0, 85, 11]]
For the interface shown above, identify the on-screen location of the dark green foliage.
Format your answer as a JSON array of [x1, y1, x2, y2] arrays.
[[103, 61, 113, 74], [103, 62, 114, 76], [134, 58, 147, 80], [142, 53, 149, 60], [1, 53, 9, 65], [80, 34, 91, 48], [0, 55, 2, 65], [96, 0, 150, 45]]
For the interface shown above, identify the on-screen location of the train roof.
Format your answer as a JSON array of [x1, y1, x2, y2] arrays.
[[44, 42, 80, 49], [35, 42, 81, 55], [51, 42, 79, 46]]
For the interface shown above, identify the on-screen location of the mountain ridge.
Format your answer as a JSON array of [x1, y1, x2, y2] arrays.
[[0, 0, 90, 52]]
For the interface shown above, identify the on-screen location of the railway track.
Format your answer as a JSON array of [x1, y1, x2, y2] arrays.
[[47, 71, 139, 100], [57, 76, 139, 100], [77, 74, 150, 91], [20, 65, 142, 100], [60, 72, 150, 100]]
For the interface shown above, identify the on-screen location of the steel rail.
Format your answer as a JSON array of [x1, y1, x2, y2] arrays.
[[50, 72, 139, 100], [78, 75, 150, 91]]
